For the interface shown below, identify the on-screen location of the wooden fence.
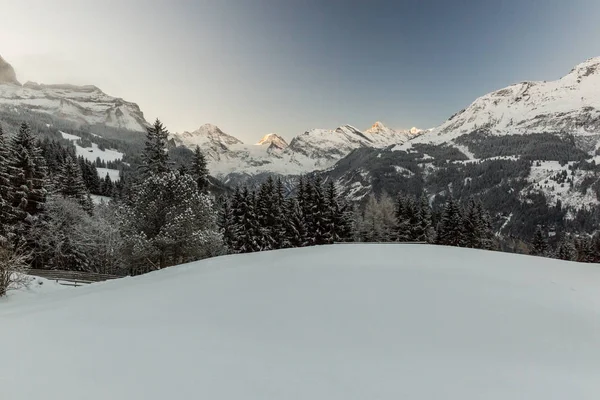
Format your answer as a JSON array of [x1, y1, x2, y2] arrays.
[[28, 269, 122, 287]]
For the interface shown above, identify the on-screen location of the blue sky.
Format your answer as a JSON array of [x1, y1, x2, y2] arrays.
[[1, 0, 600, 141]]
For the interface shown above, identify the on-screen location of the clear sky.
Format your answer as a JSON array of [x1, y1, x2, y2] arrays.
[[1, 0, 600, 142]]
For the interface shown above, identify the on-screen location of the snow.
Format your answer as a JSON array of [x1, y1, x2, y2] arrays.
[[60, 131, 124, 163], [96, 167, 121, 182], [1, 276, 68, 304], [90, 194, 112, 205], [2, 244, 600, 399]]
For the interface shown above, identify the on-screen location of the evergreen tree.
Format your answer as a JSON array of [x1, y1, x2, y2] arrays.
[[436, 197, 464, 247], [310, 177, 329, 245], [58, 156, 90, 204], [234, 187, 262, 253], [8, 122, 47, 220], [218, 196, 235, 251], [414, 194, 434, 243], [191, 146, 209, 192], [119, 171, 222, 273], [394, 195, 410, 242], [256, 176, 277, 250], [0, 124, 14, 236], [140, 119, 170, 176], [101, 173, 114, 197], [531, 225, 548, 256], [284, 198, 308, 248], [557, 234, 576, 261]]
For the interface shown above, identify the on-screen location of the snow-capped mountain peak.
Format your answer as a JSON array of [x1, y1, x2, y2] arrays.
[[411, 56, 600, 144], [256, 133, 288, 150]]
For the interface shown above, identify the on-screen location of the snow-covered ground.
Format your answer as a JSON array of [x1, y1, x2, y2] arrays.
[[96, 167, 120, 182], [1, 244, 600, 399], [0, 276, 67, 304], [60, 131, 124, 163]]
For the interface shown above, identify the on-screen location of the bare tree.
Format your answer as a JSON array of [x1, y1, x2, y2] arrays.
[[0, 244, 30, 297]]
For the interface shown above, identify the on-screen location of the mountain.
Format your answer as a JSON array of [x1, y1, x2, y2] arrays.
[[0, 55, 19, 85], [413, 56, 600, 144], [0, 55, 148, 132], [321, 57, 600, 240], [364, 121, 424, 146], [172, 121, 424, 180], [256, 133, 288, 151]]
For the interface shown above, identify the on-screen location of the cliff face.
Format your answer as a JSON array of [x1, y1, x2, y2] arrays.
[[0, 55, 20, 85]]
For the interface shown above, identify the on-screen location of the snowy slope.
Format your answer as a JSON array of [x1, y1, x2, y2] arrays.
[[60, 131, 124, 163], [412, 57, 600, 145], [172, 122, 423, 179], [2, 244, 600, 400]]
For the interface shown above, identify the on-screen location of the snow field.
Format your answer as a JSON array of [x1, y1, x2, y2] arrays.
[[1, 244, 600, 399]]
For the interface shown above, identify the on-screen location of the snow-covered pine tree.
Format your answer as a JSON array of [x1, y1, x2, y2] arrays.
[[574, 236, 593, 262], [217, 196, 235, 251], [100, 173, 114, 197], [436, 197, 465, 247], [325, 180, 341, 243], [414, 194, 434, 243], [362, 193, 381, 242], [474, 201, 494, 249], [191, 145, 210, 193], [530, 225, 548, 256], [119, 171, 222, 274], [394, 195, 410, 242], [235, 187, 262, 254], [0, 124, 14, 236], [557, 234, 576, 261], [140, 119, 170, 176], [8, 122, 47, 221], [302, 177, 315, 242], [378, 192, 397, 242], [462, 198, 479, 248], [310, 176, 330, 245], [256, 177, 277, 250], [78, 157, 101, 195], [273, 178, 287, 249], [58, 155, 93, 213], [284, 197, 308, 248]]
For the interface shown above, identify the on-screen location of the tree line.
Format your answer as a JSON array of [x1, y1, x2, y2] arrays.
[[218, 176, 354, 253]]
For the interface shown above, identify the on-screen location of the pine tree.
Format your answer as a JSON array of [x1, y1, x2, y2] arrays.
[[436, 197, 464, 247], [284, 198, 308, 248], [191, 146, 209, 192], [119, 171, 222, 273], [101, 173, 114, 196], [234, 187, 262, 253], [256, 177, 277, 250], [218, 196, 235, 251], [411, 194, 433, 243], [531, 225, 548, 256], [57, 156, 93, 214], [8, 122, 47, 219], [394, 195, 409, 242], [0, 124, 14, 236], [557, 234, 576, 261], [310, 177, 329, 245], [140, 119, 170, 176]]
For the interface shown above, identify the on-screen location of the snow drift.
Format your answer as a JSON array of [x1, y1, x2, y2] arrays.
[[2, 244, 600, 399]]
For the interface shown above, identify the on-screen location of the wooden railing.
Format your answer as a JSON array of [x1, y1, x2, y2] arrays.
[[28, 269, 122, 287]]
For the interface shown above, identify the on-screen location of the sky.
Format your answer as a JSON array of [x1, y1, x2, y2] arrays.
[[1, 0, 600, 142]]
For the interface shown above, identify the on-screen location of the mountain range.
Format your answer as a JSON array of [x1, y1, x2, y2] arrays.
[[2, 53, 600, 236]]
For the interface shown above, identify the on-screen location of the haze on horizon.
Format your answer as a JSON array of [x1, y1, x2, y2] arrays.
[[1, 0, 600, 142]]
